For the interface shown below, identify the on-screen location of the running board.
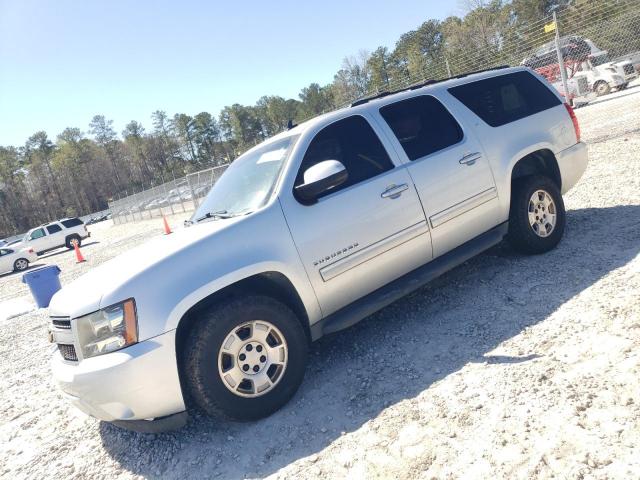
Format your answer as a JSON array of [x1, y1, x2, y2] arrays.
[[310, 222, 508, 340]]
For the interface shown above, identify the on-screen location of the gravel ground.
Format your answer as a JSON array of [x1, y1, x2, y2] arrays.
[[1, 89, 639, 480]]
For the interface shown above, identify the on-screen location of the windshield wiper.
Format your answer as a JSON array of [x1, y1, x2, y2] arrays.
[[194, 209, 253, 223], [194, 210, 233, 223]]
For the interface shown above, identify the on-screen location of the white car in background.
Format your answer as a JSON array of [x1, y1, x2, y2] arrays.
[[0, 246, 38, 273], [20, 218, 90, 255]]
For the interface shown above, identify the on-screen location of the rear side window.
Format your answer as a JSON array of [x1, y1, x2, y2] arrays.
[[379, 95, 463, 161], [61, 218, 83, 228], [46, 224, 62, 234], [295, 115, 394, 199], [448, 71, 561, 127]]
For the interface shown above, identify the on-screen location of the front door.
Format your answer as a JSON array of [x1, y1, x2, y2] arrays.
[[0, 249, 11, 273], [280, 114, 431, 317], [27, 228, 48, 254], [376, 93, 501, 258]]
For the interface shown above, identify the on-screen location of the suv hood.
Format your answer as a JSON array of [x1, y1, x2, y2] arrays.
[[48, 218, 239, 319]]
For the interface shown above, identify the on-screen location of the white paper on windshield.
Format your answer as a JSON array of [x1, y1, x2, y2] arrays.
[[257, 148, 287, 164]]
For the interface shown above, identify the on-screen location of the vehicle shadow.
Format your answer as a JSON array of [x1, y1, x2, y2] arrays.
[[98, 204, 640, 479], [0, 263, 47, 279], [38, 241, 100, 260]]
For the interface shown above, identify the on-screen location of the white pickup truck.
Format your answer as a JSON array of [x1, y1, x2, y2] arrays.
[[49, 67, 587, 432]]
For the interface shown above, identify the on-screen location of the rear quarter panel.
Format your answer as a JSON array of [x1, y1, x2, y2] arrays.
[[442, 86, 575, 221]]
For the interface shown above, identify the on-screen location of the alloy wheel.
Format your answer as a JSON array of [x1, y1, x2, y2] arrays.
[[217, 320, 288, 398], [528, 189, 557, 238]]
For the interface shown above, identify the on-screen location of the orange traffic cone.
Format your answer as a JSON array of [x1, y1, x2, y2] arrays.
[[162, 215, 172, 235], [74, 242, 86, 263]]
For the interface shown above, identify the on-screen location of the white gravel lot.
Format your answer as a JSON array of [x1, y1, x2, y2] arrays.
[[1, 88, 639, 480]]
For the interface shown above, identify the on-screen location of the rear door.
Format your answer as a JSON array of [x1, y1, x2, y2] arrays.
[[376, 94, 500, 258], [45, 223, 65, 249], [280, 114, 431, 316]]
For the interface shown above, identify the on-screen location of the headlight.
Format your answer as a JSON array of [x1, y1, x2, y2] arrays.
[[76, 299, 138, 359]]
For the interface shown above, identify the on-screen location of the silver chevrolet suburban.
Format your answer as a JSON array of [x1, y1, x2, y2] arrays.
[[49, 66, 587, 431]]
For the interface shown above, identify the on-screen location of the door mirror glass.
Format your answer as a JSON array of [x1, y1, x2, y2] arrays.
[[295, 160, 348, 204]]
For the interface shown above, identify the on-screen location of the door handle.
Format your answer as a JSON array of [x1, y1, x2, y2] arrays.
[[459, 152, 482, 166], [381, 183, 409, 199]]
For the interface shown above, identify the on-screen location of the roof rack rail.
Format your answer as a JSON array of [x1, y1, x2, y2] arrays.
[[350, 65, 511, 108], [351, 90, 392, 107]]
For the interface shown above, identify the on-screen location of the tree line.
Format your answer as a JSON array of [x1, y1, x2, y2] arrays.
[[1, 0, 637, 237]]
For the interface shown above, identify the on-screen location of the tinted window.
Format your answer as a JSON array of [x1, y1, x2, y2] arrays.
[[448, 71, 561, 127], [46, 224, 62, 234], [379, 95, 463, 161], [295, 116, 394, 198], [30, 228, 45, 240], [61, 218, 83, 228]]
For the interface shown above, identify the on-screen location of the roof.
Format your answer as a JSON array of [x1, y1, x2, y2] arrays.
[[292, 65, 525, 134]]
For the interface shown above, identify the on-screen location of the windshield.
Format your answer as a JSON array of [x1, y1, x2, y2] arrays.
[[191, 134, 298, 222], [591, 53, 611, 67]]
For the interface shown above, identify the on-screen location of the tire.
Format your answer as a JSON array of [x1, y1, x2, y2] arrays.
[[594, 81, 610, 96], [13, 258, 29, 271], [507, 175, 565, 255], [618, 82, 628, 90], [184, 295, 308, 421], [66, 235, 81, 249]]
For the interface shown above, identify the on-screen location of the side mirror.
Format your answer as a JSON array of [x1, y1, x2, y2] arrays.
[[295, 160, 348, 204]]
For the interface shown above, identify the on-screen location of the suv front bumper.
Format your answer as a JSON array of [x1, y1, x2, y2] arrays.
[[52, 329, 186, 428]]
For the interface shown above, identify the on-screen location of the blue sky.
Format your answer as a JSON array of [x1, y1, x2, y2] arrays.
[[0, 0, 459, 146]]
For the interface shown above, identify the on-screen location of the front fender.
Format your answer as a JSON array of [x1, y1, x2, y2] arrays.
[[105, 202, 322, 341], [164, 261, 318, 332]]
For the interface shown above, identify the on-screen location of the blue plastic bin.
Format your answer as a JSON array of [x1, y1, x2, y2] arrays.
[[22, 265, 62, 308]]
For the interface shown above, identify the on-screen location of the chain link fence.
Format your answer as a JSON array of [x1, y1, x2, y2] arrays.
[[108, 1, 640, 225], [108, 166, 228, 225], [357, 0, 640, 101]]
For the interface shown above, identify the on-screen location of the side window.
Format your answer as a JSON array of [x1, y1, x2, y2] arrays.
[[30, 228, 45, 240], [46, 224, 62, 234], [379, 95, 463, 161], [447, 71, 561, 127], [61, 218, 83, 228], [295, 115, 394, 199]]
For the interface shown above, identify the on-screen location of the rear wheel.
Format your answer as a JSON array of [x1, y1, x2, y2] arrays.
[[507, 175, 565, 255], [13, 258, 29, 271], [184, 295, 308, 420], [66, 235, 81, 249]]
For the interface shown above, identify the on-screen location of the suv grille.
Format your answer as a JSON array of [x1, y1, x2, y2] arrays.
[[51, 317, 71, 329], [623, 64, 634, 75], [576, 76, 589, 95], [58, 344, 78, 361]]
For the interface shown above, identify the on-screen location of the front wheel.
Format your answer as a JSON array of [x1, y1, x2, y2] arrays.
[[507, 175, 566, 255], [594, 81, 611, 96], [184, 295, 308, 420]]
